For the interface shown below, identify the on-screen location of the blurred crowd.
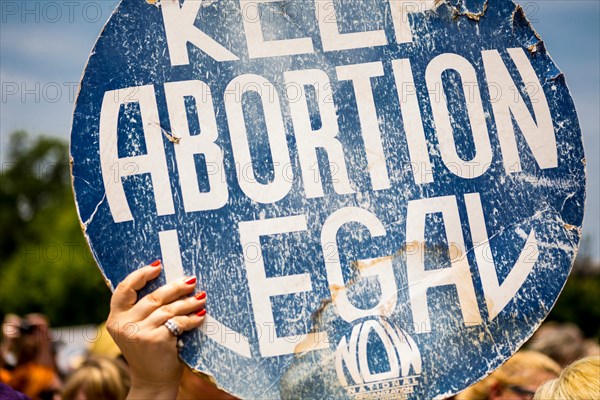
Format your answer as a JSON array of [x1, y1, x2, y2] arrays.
[[0, 314, 128, 400], [1, 314, 599, 400], [0, 313, 236, 400]]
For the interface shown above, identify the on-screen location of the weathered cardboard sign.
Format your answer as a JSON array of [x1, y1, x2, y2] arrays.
[[70, 0, 586, 398]]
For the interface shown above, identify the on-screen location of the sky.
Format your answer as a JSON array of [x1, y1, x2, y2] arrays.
[[1, 0, 599, 260]]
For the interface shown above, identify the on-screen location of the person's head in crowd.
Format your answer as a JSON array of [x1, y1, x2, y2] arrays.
[[526, 322, 587, 366], [456, 350, 560, 400], [1, 314, 55, 369], [3, 314, 62, 400], [13, 315, 52, 367], [8, 365, 61, 400], [1, 314, 23, 371], [534, 355, 600, 400], [61, 357, 130, 400]]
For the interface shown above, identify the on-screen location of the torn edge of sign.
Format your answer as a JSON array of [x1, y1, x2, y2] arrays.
[[444, 0, 489, 21], [511, 3, 544, 55]]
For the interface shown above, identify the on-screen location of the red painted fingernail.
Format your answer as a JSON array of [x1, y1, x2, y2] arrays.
[[195, 292, 206, 300], [150, 259, 161, 267], [184, 276, 197, 285], [196, 309, 206, 317]]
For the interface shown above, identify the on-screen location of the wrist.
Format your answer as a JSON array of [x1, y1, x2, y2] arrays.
[[128, 375, 180, 400]]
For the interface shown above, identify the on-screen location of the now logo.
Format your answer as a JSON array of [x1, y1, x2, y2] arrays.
[[335, 318, 422, 390]]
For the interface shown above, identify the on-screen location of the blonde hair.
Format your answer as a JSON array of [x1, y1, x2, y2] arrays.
[[456, 351, 561, 400], [534, 356, 600, 400], [62, 357, 130, 400]]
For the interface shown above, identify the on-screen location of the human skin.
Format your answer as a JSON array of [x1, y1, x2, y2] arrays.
[[489, 370, 557, 400], [106, 261, 206, 400]]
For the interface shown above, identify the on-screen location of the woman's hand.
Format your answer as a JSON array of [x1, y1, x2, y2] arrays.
[[107, 261, 206, 399]]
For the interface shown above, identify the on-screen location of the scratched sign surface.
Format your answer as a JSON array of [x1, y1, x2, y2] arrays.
[[71, 0, 585, 398]]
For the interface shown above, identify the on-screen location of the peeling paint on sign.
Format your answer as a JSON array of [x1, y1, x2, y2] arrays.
[[70, 0, 586, 398]]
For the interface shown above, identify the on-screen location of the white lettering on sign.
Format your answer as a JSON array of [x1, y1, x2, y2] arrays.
[[391, 58, 433, 185], [425, 53, 493, 179], [316, 0, 387, 52], [335, 319, 421, 387], [161, 0, 238, 65], [99, 85, 174, 223], [161, 0, 438, 62], [238, 215, 328, 357], [284, 68, 354, 197], [321, 207, 397, 322], [99, 49, 557, 221], [225, 74, 293, 203], [143, 193, 540, 358], [97, 40, 553, 357], [241, 0, 314, 58], [158, 229, 252, 358], [406, 195, 483, 332], [482, 48, 557, 173], [336, 62, 391, 191], [465, 193, 539, 320], [164, 80, 229, 212]]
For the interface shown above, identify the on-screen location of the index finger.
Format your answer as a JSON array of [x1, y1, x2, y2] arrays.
[[110, 261, 163, 313]]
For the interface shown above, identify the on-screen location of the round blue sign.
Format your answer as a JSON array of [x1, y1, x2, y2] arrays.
[[71, 0, 586, 398]]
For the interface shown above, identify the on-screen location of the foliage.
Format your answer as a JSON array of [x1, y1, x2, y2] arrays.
[[0, 131, 111, 327], [547, 262, 600, 339]]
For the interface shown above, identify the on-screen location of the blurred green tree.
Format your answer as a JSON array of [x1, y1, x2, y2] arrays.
[[0, 131, 110, 326], [548, 255, 600, 339]]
